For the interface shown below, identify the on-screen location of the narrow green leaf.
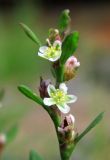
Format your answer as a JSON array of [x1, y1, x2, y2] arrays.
[[58, 9, 71, 32], [60, 31, 79, 65], [18, 85, 44, 106], [20, 23, 41, 46], [6, 125, 18, 144], [29, 150, 43, 160], [75, 112, 104, 144]]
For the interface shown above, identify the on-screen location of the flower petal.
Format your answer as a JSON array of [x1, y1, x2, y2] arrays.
[[43, 98, 55, 106], [48, 53, 61, 62], [69, 114, 75, 123], [59, 83, 68, 93], [38, 51, 46, 58], [39, 46, 48, 53], [66, 95, 77, 104], [57, 103, 70, 114], [47, 84, 56, 97], [74, 61, 80, 67], [38, 51, 53, 61], [53, 40, 61, 48]]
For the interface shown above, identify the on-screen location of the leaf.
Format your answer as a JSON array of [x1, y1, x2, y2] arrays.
[[18, 85, 44, 106], [20, 23, 41, 46], [60, 31, 79, 65], [58, 9, 71, 32], [29, 150, 43, 160], [6, 125, 18, 144], [75, 112, 104, 144]]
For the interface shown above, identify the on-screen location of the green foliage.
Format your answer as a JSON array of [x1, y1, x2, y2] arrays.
[[75, 112, 104, 144], [18, 85, 44, 106], [60, 32, 79, 65], [58, 9, 71, 32], [6, 125, 18, 144], [29, 150, 43, 160], [20, 23, 41, 46]]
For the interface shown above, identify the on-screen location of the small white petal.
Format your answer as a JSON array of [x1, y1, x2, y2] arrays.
[[38, 51, 52, 61], [43, 98, 55, 106], [47, 84, 56, 97], [58, 127, 64, 134], [53, 40, 61, 48], [69, 114, 75, 123], [74, 61, 80, 68], [57, 103, 70, 114], [38, 52, 46, 58], [66, 95, 77, 104], [39, 46, 48, 53], [59, 83, 68, 93], [48, 54, 61, 62]]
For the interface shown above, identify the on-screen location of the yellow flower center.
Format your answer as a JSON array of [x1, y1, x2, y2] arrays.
[[45, 45, 61, 59], [51, 89, 66, 104]]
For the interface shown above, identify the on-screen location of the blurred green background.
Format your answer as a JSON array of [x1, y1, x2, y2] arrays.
[[0, 0, 110, 159]]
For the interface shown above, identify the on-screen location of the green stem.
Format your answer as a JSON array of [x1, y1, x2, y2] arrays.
[[43, 102, 74, 160], [55, 65, 64, 86]]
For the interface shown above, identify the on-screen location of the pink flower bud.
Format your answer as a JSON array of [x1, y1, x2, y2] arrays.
[[64, 56, 80, 81], [48, 28, 61, 44], [58, 114, 76, 141], [65, 56, 80, 69], [55, 35, 61, 41]]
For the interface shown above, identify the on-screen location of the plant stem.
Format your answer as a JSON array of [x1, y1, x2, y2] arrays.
[[54, 78, 74, 160]]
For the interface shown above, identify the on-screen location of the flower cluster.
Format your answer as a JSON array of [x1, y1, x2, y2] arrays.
[[37, 28, 80, 115]]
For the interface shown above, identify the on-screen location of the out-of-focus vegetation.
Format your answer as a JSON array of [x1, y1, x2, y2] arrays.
[[0, 1, 110, 160]]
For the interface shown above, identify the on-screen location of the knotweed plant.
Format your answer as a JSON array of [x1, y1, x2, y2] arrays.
[[19, 10, 104, 160]]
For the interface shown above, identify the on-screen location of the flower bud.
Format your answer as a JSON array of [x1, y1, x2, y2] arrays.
[[39, 77, 51, 98], [48, 28, 61, 43], [58, 114, 76, 141], [64, 56, 80, 81], [0, 134, 6, 152]]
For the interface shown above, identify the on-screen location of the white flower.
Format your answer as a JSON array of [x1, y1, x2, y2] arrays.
[[38, 40, 62, 62], [43, 83, 77, 114]]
